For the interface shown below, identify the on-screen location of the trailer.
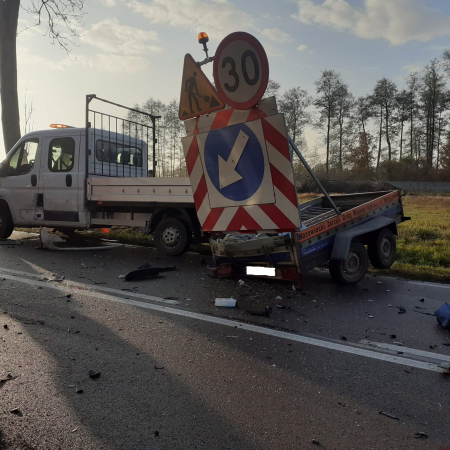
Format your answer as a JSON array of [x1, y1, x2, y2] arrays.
[[181, 97, 408, 284]]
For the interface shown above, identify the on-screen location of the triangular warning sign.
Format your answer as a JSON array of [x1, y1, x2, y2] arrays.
[[178, 54, 225, 121]]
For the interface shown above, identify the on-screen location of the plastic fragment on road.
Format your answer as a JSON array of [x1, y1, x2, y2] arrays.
[[414, 432, 428, 439], [379, 411, 399, 420], [88, 370, 101, 379], [215, 298, 237, 308], [435, 303, 450, 330], [124, 266, 176, 281]]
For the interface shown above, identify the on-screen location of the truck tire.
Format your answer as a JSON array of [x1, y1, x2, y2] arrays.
[[329, 242, 369, 285], [368, 228, 396, 269], [0, 203, 14, 240], [154, 217, 192, 256]]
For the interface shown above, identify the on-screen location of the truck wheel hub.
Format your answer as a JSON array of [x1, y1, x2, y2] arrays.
[[381, 238, 391, 259], [345, 252, 360, 275], [162, 226, 180, 247]]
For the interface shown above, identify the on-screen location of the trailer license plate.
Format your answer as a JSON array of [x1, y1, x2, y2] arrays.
[[246, 266, 276, 277]]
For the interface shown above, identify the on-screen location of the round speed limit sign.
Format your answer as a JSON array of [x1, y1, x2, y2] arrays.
[[213, 32, 269, 110]]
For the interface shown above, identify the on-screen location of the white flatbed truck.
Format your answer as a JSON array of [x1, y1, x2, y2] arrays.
[[0, 96, 199, 256]]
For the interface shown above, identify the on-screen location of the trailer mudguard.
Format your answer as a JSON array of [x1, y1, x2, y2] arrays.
[[331, 216, 396, 261]]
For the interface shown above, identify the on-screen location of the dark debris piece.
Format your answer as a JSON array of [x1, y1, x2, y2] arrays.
[[10, 408, 22, 416], [154, 431, 159, 438], [88, 370, 101, 379], [76, 389, 84, 394], [246, 307, 272, 317], [0, 374, 15, 383], [379, 411, 399, 420], [340, 336, 347, 341], [396, 307, 406, 314], [389, 334, 396, 339], [154, 366, 165, 370], [3, 324, 8, 330], [414, 432, 428, 439], [124, 266, 176, 281]]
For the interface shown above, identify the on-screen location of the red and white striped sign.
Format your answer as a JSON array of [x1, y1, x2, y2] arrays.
[[181, 97, 300, 233]]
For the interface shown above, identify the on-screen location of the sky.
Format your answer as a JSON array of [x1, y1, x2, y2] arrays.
[[1, 0, 450, 159]]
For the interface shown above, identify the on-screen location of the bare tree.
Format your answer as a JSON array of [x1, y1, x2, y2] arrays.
[[395, 90, 411, 160], [0, 0, 85, 152], [23, 86, 35, 134], [335, 83, 353, 172], [373, 78, 397, 161], [405, 72, 420, 158], [264, 79, 281, 99], [314, 69, 343, 175], [278, 87, 312, 147]]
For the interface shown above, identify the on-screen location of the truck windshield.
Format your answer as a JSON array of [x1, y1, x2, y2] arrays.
[[95, 140, 142, 167]]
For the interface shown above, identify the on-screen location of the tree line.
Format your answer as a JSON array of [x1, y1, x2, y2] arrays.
[[131, 50, 450, 181]]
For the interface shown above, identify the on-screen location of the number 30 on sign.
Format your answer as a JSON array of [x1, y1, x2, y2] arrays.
[[213, 32, 269, 110]]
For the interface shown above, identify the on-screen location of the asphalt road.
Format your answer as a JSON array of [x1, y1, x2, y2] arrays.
[[1, 232, 450, 450]]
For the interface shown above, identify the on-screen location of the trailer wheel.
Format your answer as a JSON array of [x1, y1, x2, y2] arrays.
[[329, 242, 369, 285], [154, 217, 192, 256], [368, 228, 396, 269], [0, 203, 14, 240]]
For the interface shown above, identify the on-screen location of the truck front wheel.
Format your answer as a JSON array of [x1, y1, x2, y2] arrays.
[[329, 242, 369, 284], [154, 217, 192, 256], [368, 228, 396, 269], [0, 204, 14, 240]]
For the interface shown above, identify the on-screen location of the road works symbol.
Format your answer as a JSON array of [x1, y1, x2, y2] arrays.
[[218, 130, 249, 188], [179, 54, 225, 121]]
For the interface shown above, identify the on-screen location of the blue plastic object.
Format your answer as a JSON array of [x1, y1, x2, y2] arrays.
[[435, 303, 450, 329]]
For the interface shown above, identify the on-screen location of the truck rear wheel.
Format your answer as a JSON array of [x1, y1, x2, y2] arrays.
[[0, 203, 14, 240], [368, 228, 396, 269], [154, 217, 192, 256], [329, 242, 369, 284]]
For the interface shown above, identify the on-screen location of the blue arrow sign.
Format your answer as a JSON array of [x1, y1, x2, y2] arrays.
[[204, 123, 265, 202]]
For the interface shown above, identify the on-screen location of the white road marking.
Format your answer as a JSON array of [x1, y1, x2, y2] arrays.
[[360, 340, 450, 363], [0, 267, 179, 305], [1, 268, 447, 373]]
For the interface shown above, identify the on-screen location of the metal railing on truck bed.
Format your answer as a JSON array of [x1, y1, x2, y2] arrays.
[[85, 95, 160, 178]]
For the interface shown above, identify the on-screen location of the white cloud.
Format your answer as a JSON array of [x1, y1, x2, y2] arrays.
[[100, 0, 117, 6], [293, 0, 450, 46], [402, 62, 425, 74], [260, 28, 292, 43], [297, 44, 309, 52], [82, 18, 162, 55], [127, 0, 255, 39]]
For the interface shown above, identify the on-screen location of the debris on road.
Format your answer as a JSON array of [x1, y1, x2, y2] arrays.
[[413, 310, 435, 317], [71, 428, 78, 433], [435, 303, 450, 329], [76, 388, 84, 394], [238, 279, 250, 288], [312, 439, 320, 445], [414, 432, 428, 439], [340, 336, 347, 341], [393, 341, 403, 346], [154, 431, 159, 438], [419, 298, 425, 302], [0, 374, 15, 384], [379, 411, 399, 420], [276, 304, 286, 309], [246, 307, 272, 317], [389, 334, 396, 339], [88, 370, 101, 379], [124, 265, 176, 281], [10, 408, 22, 416], [215, 298, 237, 308], [3, 324, 8, 330], [154, 366, 164, 370], [396, 306, 406, 314]]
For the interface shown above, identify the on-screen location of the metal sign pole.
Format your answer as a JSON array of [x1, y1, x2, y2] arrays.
[[288, 135, 340, 215]]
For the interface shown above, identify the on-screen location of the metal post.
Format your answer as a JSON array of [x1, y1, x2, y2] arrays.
[[85, 95, 95, 203], [288, 135, 340, 215]]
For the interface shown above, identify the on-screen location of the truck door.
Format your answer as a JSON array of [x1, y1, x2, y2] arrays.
[[42, 133, 82, 226], [0, 136, 43, 225]]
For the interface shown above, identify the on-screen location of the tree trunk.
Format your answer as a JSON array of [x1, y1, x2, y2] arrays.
[[436, 115, 442, 169], [385, 104, 391, 160], [326, 109, 331, 175], [410, 109, 413, 158], [399, 121, 403, 160], [376, 105, 383, 171], [339, 115, 343, 172], [0, 1, 21, 153]]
